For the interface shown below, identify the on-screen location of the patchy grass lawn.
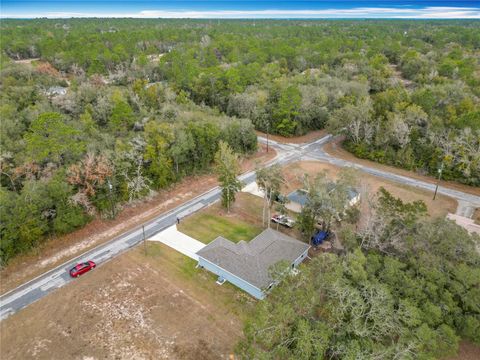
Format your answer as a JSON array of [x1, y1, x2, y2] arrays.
[[178, 192, 302, 244], [0, 243, 255, 360], [178, 212, 261, 244], [178, 195, 264, 244]]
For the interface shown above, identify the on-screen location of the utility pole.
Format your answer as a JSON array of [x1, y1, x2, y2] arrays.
[[107, 179, 115, 219], [142, 225, 147, 255], [433, 162, 444, 201], [227, 186, 230, 214], [266, 121, 270, 153]]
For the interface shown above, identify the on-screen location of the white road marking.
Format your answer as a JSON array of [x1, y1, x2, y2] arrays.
[[178, 202, 204, 219], [0, 308, 13, 321], [3, 133, 477, 321], [40, 277, 66, 292]]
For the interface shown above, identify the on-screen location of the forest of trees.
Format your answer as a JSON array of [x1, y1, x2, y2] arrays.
[[0, 19, 479, 359], [2, 20, 479, 185], [238, 189, 480, 359], [0, 19, 479, 261]]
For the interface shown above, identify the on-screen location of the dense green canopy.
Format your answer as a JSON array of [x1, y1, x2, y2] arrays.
[[1, 19, 479, 263], [238, 190, 480, 359]]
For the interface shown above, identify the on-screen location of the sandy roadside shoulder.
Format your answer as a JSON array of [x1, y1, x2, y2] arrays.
[[0, 144, 276, 295]]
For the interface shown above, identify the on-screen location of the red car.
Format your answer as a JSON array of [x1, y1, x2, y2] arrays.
[[69, 261, 96, 277]]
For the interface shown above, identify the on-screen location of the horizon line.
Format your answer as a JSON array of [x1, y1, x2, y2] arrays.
[[2, 7, 480, 19]]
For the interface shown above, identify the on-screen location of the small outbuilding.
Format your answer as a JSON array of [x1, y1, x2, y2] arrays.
[[286, 185, 360, 213], [196, 228, 310, 299]]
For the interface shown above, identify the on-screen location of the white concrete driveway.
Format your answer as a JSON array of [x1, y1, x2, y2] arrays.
[[242, 181, 264, 198], [148, 225, 205, 260]]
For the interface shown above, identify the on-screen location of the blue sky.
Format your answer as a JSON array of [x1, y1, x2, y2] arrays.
[[2, 1, 479, 18]]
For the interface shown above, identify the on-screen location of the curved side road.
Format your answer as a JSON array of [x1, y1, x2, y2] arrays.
[[306, 138, 480, 207], [2, 134, 479, 321], [258, 135, 480, 207]]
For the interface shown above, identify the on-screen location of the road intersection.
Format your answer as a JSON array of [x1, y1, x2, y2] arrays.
[[1, 134, 479, 321]]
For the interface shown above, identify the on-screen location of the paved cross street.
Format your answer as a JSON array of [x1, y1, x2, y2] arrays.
[[1, 134, 479, 321]]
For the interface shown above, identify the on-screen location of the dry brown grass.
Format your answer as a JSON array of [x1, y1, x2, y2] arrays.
[[0, 243, 254, 359], [281, 161, 457, 225], [446, 342, 480, 360], [324, 138, 480, 197], [240, 143, 277, 172], [0, 144, 274, 295], [473, 208, 480, 225]]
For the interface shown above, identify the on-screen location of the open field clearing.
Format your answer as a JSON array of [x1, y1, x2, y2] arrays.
[[0, 144, 276, 295], [0, 243, 254, 359], [282, 161, 457, 224], [178, 192, 300, 244], [324, 138, 480, 197]]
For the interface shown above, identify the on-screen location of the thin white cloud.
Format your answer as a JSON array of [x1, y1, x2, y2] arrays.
[[2, 7, 479, 19]]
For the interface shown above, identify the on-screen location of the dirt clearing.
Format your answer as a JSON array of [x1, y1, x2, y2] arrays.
[[1, 144, 275, 295], [282, 161, 457, 223], [324, 137, 480, 197], [0, 243, 254, 360], [447, 342, 480, 360]]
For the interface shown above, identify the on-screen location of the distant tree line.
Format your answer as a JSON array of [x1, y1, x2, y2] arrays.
[[1, 19, 479, 262], [0, 64, 256, 265], [4, 19, 478, 184]]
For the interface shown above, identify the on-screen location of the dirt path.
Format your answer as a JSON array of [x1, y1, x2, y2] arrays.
[[13, 58, 40, 64], [389, 63, 414, 88], [0, 145, 276, 295], [324, 137, 480, 197]]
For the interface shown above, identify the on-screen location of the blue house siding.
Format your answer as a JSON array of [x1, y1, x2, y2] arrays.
[[293, 248, 309, 267], [198, 257, 265, 299], [198, 248, 310, 300]]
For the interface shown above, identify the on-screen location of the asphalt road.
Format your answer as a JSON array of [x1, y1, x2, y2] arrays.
[[0, 141, 298, 321], [302, 136, 480, 208], [1, 134, 479, 321]]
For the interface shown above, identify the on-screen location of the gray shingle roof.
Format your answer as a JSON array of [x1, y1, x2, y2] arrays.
[[196, 228, 310, 289], [287, 185, 359, 206]]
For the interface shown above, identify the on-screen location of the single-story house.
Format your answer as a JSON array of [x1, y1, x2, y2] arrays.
[[286, 185, 360, 213], [196, 228, 310, 299]]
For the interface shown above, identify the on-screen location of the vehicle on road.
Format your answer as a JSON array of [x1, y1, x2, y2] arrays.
[[271, 214, 295, 228], [69, 261, 96, 277]]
